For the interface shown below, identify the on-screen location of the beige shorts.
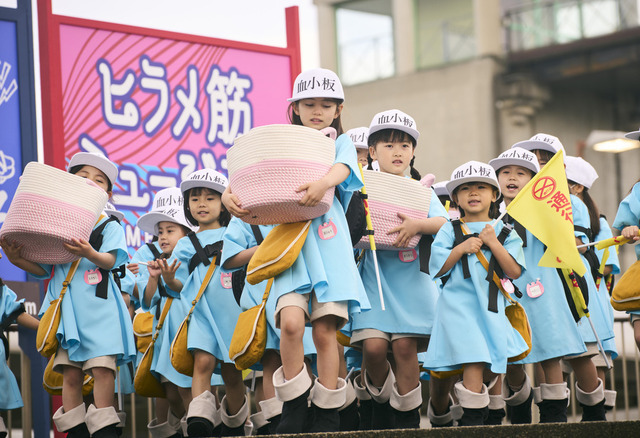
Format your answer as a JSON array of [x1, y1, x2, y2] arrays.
[[275, 292, 349, 329], [52, 347, 117, 376], [350, 328, 429, 353], [631, 314, 640, 325], [561, 343, 600, 373]]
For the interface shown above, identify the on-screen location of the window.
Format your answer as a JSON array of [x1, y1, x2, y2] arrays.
[[336, 0, 395, 85]]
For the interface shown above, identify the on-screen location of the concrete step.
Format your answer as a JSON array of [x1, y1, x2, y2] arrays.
[[267, 421, 640, 437]]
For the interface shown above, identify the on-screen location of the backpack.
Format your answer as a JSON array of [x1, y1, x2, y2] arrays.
[[231, 225, 264, 305]]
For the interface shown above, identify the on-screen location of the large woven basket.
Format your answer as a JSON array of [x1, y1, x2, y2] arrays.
[[0, 162, 108, 264], [227, 124, 335, 225], [355, 170, 431, 250]]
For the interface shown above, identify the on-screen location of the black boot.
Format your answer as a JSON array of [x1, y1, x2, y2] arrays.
[[276, 389, 310, 434], [308, 403, 340, 433], [455, 381, 489, 427], [581, 399, 607, 422], [370, 400, 396, 429], [459, 407, 489, 426], [486, 408, 505, 425], [394, 407, 421, 429], [358, 399, 373, 430], [267, 414, 281, 434], [539, 399, 568, 423], [66, 423, 91, 438], [576, 379, 607, 422], [339, 399, 360, 431], [509, 391, 533, 424], [92, 425, 119, 438], [187, 417, 214, 437], [219, 424, 245, 436]]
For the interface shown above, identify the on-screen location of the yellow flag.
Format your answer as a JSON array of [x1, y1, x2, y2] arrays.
[[506, 150, 586, 276]]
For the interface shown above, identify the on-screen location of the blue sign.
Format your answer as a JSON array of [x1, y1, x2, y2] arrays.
[[0, 19, 26, 282]]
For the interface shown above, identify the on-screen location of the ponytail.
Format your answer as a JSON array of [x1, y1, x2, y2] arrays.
[[581, 188, 601, 237], [367, 153, 374, 170], [409, 156, 421, 180]]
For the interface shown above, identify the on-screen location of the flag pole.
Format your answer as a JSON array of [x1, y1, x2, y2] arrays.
[[358, 164, 385, 311], [586, 315, 612, 369]]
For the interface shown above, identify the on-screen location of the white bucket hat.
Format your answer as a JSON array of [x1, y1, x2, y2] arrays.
[[104, 202, 124, 222], [368, 109, 419, 142], [180, 169, 228, 195], [288, 68, 344, 102], [565, 156, 598, 189], [149, 187, 183, 211], [137, 188, 195, 235], [489, 147, 540, 175], [432, 181, 450, 198], [68, 152, 118, 186], [511, 133, 565, 155], [346, 127, 369, 149], [137, 207, 194, 235], [446, 161, 501, 197]]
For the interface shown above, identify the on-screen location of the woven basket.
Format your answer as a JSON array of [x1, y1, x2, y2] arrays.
[[0, 162, 108, 264], [227, 124, 335, 225], [355, 170, 431, 250]]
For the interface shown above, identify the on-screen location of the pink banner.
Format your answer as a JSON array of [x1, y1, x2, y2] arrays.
[[57, 23, 294, 250]]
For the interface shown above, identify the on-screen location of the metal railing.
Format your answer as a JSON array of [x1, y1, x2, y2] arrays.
[[4, 314, 640, 435], [503, 0, 640, 53], [338, 34, 395, 86]]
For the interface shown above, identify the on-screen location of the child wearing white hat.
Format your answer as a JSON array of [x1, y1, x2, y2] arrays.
[[346, 126, 370, 168], [511, 133, 565, 168], [0, 265, 40, 438], [152, 169, 247, 437], [612, 157, 640, 374], [566, 155, 619, 419], [489, 148, 588, 424], [422, 161, 528, 426], [349, 109, 450, 429], [130, 187, 196, 437], [1, 151, 136, 438], [223, 67, 370, 434]]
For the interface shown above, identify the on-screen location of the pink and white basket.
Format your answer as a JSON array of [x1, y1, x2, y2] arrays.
[[355, 170, 431, 251], [227, 124, 335, 225], [0, 162, 108, 264]]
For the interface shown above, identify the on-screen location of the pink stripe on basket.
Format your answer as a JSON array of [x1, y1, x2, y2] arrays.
[[0, 192, 99, 264], [229, 159, 333, 225], [356, 199, 428, 251]]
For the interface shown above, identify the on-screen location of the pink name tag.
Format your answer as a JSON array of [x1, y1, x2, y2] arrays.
[[501, 278, 515, 294], [84, 269, 102, 285], [399, 249, 417, 263], [526, 279, 544, 298], [318, 220, 337, 240], [221, 272, 233, 289]]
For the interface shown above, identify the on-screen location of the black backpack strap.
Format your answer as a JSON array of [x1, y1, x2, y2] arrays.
[[88, 216, 120, 300], [451, 219, 473, 279], [503, 214, 527, 248], [187, 233, 222, 273], [574, 225, 593, 242], [418, 234, 434, 274], [583, 247, 603, 284], [146, 242, 162, 259], [250, 225, 264, 245], [145, 243, 168, 297], [110, 264, 127, 291], [485, 223, 519, 313]]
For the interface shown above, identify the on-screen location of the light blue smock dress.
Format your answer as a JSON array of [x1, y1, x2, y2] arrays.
[[0, 283, 26, 410], [423, 220, 529, 374], [572, 196, 615, 346], [269, 134, 370, 320], [612, 183, 640, 318], [221, 218, 317, 370], [36, 216, 136, 366], [351, 189, 448, 341], [505, 217, 586, 364]]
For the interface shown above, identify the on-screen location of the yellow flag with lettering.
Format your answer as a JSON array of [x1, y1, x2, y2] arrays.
[[506, 150, 586, 276]]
